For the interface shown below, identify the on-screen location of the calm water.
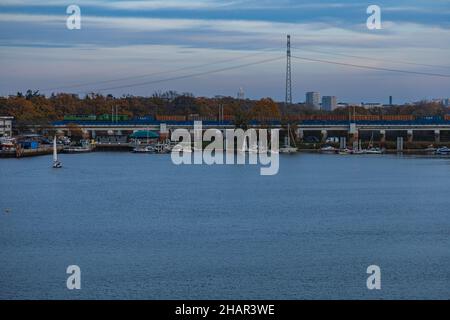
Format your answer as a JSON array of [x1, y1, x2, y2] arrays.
[[0, 152, 449, 299]]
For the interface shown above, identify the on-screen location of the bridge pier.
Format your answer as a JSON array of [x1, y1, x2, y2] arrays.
[[348, 123, 358, 146], [82, 129, 90, 139], [321, 129, 328, 142], [435, 129, 441, 143], [160, 123, 169, 140], [407, 130, 413, 143], [380, 130, 386, 144], [297, 129, 304, 141]]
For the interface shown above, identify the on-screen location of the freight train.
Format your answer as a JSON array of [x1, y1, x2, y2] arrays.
[[63, 114, 450, 123], [63, 114, 130, 122]]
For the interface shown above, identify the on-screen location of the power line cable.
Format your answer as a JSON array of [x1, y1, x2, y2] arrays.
[[291, 46, 450, 69], [291, 55, 450, 78], [90, 56, 284, 93], [40, 47, 281, 92]]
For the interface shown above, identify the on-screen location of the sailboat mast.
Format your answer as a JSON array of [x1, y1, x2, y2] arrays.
[[287, 124, 290, 146], [53, 136, 57, 162]]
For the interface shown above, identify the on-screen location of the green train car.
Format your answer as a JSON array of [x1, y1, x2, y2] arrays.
[[63, 114, 129, 122], [97, 114, 129, 121], [63, 114, 97, 121]]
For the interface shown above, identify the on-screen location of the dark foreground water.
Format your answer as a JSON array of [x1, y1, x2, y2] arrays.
[[0, 152, 449, 299]]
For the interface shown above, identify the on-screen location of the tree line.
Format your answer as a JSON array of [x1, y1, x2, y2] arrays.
[[1, 90, 448, 125]]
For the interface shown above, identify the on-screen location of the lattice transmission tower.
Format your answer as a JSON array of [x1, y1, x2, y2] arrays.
[[285, 35, 292, 106]]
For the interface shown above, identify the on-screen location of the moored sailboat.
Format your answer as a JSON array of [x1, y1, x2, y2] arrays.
[[279, 124, 298, 153], [52, 136, 62, 168]]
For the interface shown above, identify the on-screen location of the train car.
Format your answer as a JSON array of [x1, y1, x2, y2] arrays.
[[97, 114, 130, 122], [354, 115, 381, 121], [415, 115, 443, 122], [381, 115, 414, 121], [64, 115, 97, 121], [156, 115, 187, 121]]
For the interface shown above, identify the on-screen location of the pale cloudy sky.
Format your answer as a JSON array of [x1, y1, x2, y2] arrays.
[[0, 0, 449, 103]]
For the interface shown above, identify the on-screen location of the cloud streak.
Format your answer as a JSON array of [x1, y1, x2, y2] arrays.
[[0, 0, 449, 101]]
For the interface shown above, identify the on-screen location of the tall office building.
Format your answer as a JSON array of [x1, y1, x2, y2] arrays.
[[322, 96, 337, 111], [306, 92, 320, 109], [443, 98, 450, 107]]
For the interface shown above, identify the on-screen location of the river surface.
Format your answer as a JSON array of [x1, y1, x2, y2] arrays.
[[0, 152, 449, 299]]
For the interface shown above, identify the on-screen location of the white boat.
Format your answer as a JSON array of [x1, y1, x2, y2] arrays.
[[338, 148, 354, 155], [63, 146, 92, 153], [132, 145, 155, 153], [435, 146, 450, 155], [364, 147, 384, 154], [52, 136, 62, 168], [154, 142, 171, 154], [424, 144, 436, 153], [320, 145, 337, 153], [172, 143, 192, 153], [279, 146, 297, 153], [352, 149, 365, 155], [0, 137, 16, 151]]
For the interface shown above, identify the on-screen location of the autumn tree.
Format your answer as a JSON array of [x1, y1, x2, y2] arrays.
[[251, 98, 281, 122]]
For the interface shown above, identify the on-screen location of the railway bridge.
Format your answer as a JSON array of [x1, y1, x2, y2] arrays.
[[47, 119, 450, 144]]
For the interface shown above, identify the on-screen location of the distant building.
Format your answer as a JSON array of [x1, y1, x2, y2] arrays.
[[361, 102, 382, 109], [442, 98, 450, 107], [0, 116, 13, 137], [237, 87, 245, 100], [306, 92, 320, 109], [389, 96, 393, 105], [322, 96, 337, 111]]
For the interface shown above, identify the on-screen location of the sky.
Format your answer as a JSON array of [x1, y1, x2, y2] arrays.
[[0, 0, 449, 103]]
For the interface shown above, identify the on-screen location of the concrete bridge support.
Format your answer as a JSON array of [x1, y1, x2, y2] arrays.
[[407, 130, 414, 143], [380, 130, 386, 144], [297, 129, 304, 141], [321, 129, 328, 142], [435, 130, 441, 143]]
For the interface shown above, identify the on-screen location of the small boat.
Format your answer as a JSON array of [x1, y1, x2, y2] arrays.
[[172, 144, 192, 153], [352, 149, 365, 155], [364, 147, 384, 154], [154, 143, 171, 154], [63, 145, 92, 153], [132, 145, 155, 153], [63, 140, 93, 153], [0, 137, 16, 152], [320, 145, 337, 153], [52, 136, 62, 168], [279, 146, 298, 153], [435, 146, 450, 155], [338, 148, 354, 155]]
